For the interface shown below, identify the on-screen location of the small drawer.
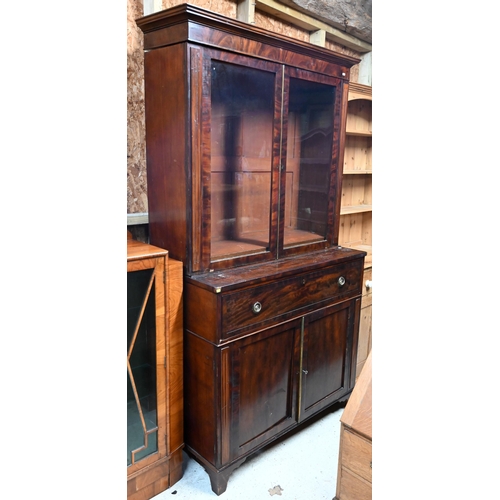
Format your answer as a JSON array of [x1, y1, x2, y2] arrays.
[[221, 261, 362, 338], [342, 427, 372, 483]]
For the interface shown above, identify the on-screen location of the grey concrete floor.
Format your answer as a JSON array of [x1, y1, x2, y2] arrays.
[[151, 405, 344, 500]]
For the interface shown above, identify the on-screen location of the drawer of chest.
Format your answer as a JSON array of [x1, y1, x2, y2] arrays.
[[338, 467, 371, 500], [342, 427, 372, 483], [221, 262, 362, 338]]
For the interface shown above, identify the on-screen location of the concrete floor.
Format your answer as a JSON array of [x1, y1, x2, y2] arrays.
[[151, 405, 345, 500]]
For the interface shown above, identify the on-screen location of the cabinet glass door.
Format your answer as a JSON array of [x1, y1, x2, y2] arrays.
[[127, 268, 158, 466], [281, 73, 341, 254], [210, 60, 278, 264]]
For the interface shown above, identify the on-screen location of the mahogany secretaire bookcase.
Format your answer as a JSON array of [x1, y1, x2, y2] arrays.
[[137, 4, 366, 495]]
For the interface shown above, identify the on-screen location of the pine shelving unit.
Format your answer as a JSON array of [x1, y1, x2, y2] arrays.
[[340, 82, 372, 377]]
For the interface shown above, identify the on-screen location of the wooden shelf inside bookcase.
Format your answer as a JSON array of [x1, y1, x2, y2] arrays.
[[211, 228, 325, 260], [340, 204, 372, 215], [345, 130, 372, 137], [343, 170, 372, 175]]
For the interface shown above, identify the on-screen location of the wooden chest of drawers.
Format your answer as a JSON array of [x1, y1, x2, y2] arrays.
[[334, 351, 372, 500]]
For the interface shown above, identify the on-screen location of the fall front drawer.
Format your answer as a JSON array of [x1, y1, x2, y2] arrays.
[[185, 249, 365, 344]]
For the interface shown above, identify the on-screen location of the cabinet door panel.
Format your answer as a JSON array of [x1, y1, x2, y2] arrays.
[[228, 320, 301, 461], [209, 57, 280, 265], [300, 301, 354, 420], [127, 251, 170, 480], [280, 68, 344, 257]]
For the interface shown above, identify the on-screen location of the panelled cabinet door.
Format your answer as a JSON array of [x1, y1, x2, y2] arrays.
[[299, 300, 357, 421], [225, 320, 302, 464]]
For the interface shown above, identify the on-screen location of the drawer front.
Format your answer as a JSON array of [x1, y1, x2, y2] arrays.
[[221, 261, 362, 338], [342, 427, 372, 483], [339, 467, 371, 500]]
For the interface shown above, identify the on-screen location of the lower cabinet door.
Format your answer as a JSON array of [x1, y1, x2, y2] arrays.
[[299, 299, 357, 421], [225, 319, 302, 463]]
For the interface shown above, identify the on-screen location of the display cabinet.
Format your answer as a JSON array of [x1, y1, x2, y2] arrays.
[[127, 236, 184, 499], [137, 4, 366, 495]]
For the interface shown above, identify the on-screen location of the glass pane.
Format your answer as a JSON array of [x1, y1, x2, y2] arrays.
[[284, 78, 335, 248], [127, 269, 158, 466], [211, 61, 275, 261]]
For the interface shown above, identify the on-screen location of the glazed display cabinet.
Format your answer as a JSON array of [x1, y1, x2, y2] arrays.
[[127, 236, 184, 499], [137, 4, 366, 495]]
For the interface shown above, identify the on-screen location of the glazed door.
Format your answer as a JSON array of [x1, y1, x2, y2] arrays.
[[280, 68, 344, 258], [223, 319, 301, 464], [204, 50, 283, 270], [127, 258, 167, 474], [197, 50, 346, 271], [298, 299, 358, 422]]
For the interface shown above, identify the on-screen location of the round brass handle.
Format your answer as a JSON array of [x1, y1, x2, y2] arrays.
[[338, 276, 346, 287], [252, 302, 262, 314]]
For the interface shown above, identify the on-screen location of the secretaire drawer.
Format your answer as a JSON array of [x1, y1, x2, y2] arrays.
[[221, 261, 362, 337]]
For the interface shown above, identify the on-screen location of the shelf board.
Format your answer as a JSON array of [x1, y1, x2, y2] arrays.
[[346, 130, 372, 137], [340, 204, 372, 215], [343, 170, 372, 175]]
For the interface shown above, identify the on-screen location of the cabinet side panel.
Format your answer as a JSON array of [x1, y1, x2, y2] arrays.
[[184, 282, 218, 343], [184, 333, 217, 464], [155, 256, 168, 458], [167, 258, 184, 455], [144, 43, 188, 264]]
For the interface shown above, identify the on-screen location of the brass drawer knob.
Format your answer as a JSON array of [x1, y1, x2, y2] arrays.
[[252, 301, 262, 314]]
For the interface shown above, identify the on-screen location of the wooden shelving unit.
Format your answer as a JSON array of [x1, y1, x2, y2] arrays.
[[340, 82, 372, 377], [340, 82, 372, 260]]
